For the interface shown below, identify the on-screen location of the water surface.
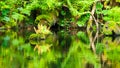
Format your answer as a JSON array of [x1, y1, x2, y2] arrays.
[[0, 29, 120, 68]]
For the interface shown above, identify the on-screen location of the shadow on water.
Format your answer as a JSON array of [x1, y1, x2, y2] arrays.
[[1, 28, 120, 68]]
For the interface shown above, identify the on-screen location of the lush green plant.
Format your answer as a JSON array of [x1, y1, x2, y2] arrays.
[[0, 0, 94, 28], [103, 7, 120, 23], [1, 0, 120, 68], [67, 0, 93, 16]]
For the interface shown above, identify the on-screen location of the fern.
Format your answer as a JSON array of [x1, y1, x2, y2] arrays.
[[67, 0, 94, 16], [35, 11, 58, 27], [24, 0, 62, 11]]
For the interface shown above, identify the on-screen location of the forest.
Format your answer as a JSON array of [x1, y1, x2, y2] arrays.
[[0, 0, 120, 68]]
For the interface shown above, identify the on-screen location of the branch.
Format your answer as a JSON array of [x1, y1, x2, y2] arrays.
[[87, 1, 97, 53]]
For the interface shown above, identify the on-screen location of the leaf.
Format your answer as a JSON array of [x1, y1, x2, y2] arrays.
[[77, 14, 90, 27], [2, 16, 10, 22], [102, 10, 109, 15], [12, 12, 24, 21], [96, 2, 103, 14], [96, 2, 103, 9], [77, 21, 85, 27], [21, 9, 31, 16], [103, 7, 120, 22], [1, 9, 10, 16]]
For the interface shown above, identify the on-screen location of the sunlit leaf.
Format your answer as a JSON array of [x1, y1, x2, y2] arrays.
[[77, 21, 85, 27], [21, 9, 31, 16], [12, 12, 24, 21], [103, 7, 120, 22]]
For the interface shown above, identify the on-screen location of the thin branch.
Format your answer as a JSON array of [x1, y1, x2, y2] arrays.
[[91, 14, 99, 43], [87, 1, 98, 53]]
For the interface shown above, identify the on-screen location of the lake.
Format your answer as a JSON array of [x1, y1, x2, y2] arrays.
[[0, 28, 120, 68]]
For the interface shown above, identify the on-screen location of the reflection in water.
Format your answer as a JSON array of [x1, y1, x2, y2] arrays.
[[97, 35, 120, 68], [0, 29, 120, 68]]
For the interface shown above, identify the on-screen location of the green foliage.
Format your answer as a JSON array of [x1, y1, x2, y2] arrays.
[[29, 33, 54, 45], [96, 2, 103, 14], [96, 43, 105, 55], [0, 0, 119, 30], [0, 2, 10, 22], [62, 40, 100, 68], [35, 11, 58, 26], [107, 47, 120, 61], [77, 14, 90, 27], [77, 31, 90, 44], [102, 21, 120, 35], [28, 0, 61, 11], [103, 7, 120, 23], [1, 0, 120, 67], [0, 0, 26, 27], [67, 0, 93, 16], [58, 19, 70, 27], [101, 36, 120, 62], [0, 0, 95, 28]]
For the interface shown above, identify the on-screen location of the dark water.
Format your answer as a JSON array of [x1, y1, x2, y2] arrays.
[[0, 29, 120, 68]]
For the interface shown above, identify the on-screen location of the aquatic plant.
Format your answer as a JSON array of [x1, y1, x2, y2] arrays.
[[34, 24, 51, 35], [29, 24, 52, 41]]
